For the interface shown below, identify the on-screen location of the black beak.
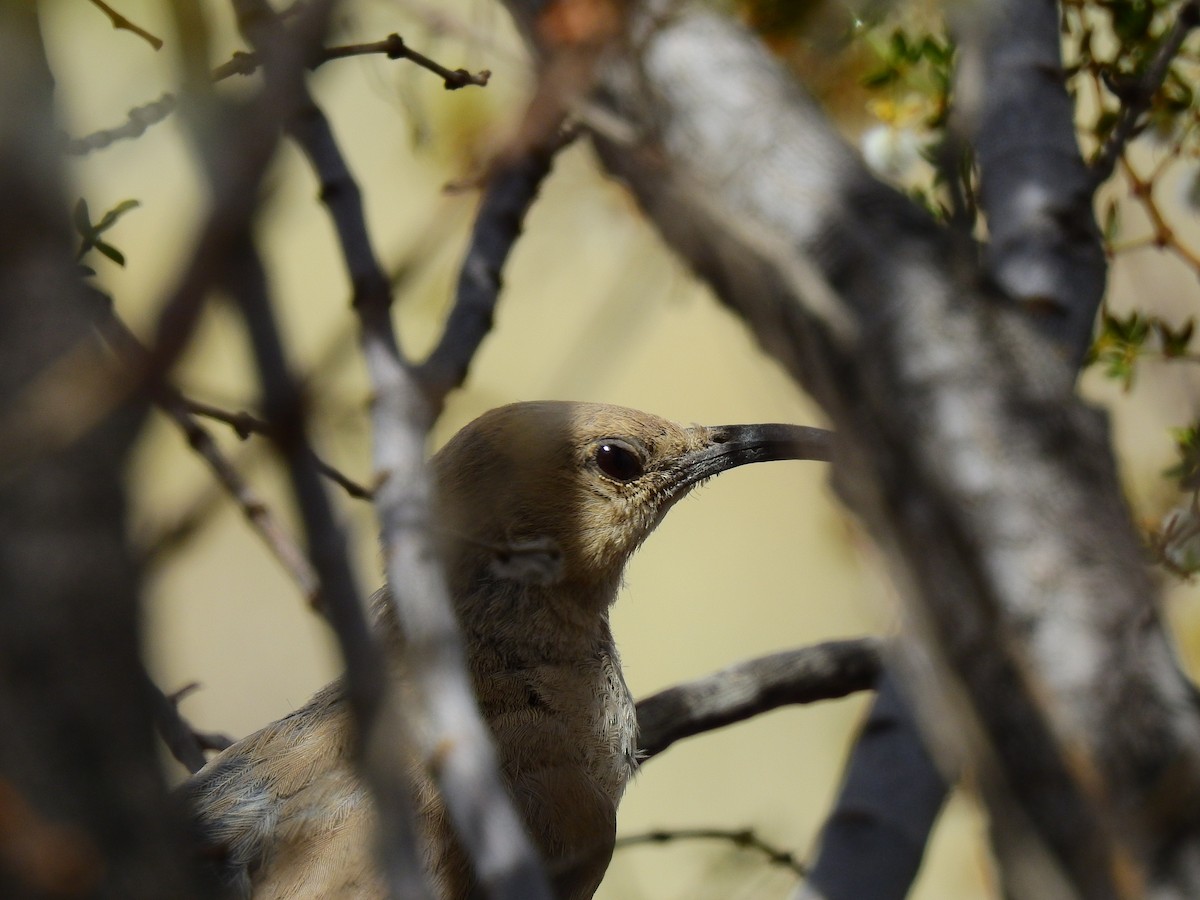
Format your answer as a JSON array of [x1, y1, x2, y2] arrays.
[[674, 423, 832, 492]]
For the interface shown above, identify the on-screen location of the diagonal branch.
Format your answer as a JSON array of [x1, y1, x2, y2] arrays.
[[180, 398, 372, 500], [85, 289, 321, 604], [232, 2, 555, 896], [223, 233, 431, 898], [66, 32, 488, 157], [499, 0, 1200, 895], [615, 827, 807, 876], [796, 671, 947, 900], [147, 679, 234, 775], [417, 128, 575, 411], [960, 0, 1109, 367], [805, 2, 1119, 893], [140, 0, 338, 412], [634, 639, 881, 762], [315, 33, 490, 89], [86, 0, 164, 50]]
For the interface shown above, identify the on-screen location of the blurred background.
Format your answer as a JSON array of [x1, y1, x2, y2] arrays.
[[43, 0, 1200, 896]]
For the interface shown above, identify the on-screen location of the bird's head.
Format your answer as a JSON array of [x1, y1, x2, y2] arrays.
[[431, 401, 829, 606]]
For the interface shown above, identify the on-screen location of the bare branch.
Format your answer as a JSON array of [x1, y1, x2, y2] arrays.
[[635, 639, 881, 762], [417, 129, 574, 410], [615, 827, 807, 877], [232, 2, 553, 895], [140, 0, 339, 404], [181, 398, 373, 500], [318, 33, 490, 88], [223, 233, 431, 898], [500, 0, 1200, 894], [86, 289, 322, 604], [960, 0, 1109, 366], [0, 7, 203, 894], [86, 0, 164, 51], [796, 671, 946, 900], [210, 33, 490, 86], [63, 93, 176, 157], [65, 29, 482, 158], [147, 679, 234, 775], [804, 3, 1114, 890]]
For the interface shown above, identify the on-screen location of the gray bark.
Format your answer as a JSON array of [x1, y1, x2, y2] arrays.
[[961, 0, 1107, 366], [0, 6, 209, 897], [804, 3, 1115, 895], [498, 1, 1200, 896]]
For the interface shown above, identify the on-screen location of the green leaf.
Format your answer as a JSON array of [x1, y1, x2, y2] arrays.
[[1158, 318, 1195, 357], [94, 199, 140, 234], [1093, 108, 1121, 143], [72, 198, 92, 236], [1103, 199, 1120, 242], [862, 67, 900, 88], [1109, 0, 1155, 43], [1165, 424, 1200, 489], [93, 240, 126, 267]]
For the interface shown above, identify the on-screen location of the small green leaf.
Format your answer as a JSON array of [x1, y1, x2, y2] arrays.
[[1159, 318, 1195, 357], [1166, 423, 1200, 489], [862, 67, 900, 88], [1103, 199, 1120, 242], [1093, 108, 1121, 142], [73, 198, 92, 236], [94, 240, 126, 267], [1109, 0, 1155, 43], [94, 199, 140, 234]]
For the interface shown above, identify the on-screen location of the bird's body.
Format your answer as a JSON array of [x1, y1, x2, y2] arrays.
[[183, 402, 828, 898]]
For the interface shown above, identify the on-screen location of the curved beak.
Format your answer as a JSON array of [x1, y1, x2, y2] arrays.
[[672, 423, 832, 492]]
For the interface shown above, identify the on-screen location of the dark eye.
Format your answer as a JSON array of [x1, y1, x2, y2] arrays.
[[595, 440, 644, 482]]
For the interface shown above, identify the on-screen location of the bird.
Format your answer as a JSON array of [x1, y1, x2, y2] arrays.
[[181, 400, 830, 899]]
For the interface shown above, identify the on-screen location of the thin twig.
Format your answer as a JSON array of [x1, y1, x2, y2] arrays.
[[320, 33, 490, 88], [234, 0, 554, 889], [86, 289, 322, 604], [614, 827, 807, 877], [417, 127, 575, 411], [86, 0, 164, 50], [223, 229, 431, 899], [147, 678, 234, 774], [140, 0, 338, 413], [1121, 152, 1200, 277], [62, 93, 176, 156], [1092, 0, 1200, 182], [66, 30, 487, 157], [635, 640, 882, 762], [230, 1, 528, 894], [182, 398, 373, 499], [209, 33, 490, 86]]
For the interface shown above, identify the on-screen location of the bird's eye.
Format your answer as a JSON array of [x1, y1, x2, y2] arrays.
[[594, 440, 645, 483]]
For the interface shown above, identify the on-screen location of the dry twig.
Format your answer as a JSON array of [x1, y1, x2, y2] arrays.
[[232, 1, 551, 894], [635, 640, 882, 762], [86, 0, 164, 51], [615, 827, 807, 877]]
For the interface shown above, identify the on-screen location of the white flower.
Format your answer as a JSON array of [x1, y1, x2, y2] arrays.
[[860, 123, 923, 180]]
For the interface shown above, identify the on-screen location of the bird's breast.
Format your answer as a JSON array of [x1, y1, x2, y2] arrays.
[[476, 649, 636, 803]]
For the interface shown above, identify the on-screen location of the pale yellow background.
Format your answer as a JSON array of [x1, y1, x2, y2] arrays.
[[42, 1, 1200, 897]]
